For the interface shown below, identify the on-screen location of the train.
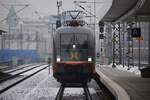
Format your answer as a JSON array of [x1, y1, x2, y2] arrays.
[[52, 10, 95, 84]]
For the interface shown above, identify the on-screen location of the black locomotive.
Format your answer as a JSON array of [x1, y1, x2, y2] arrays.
[[52, 10, 95, 84]]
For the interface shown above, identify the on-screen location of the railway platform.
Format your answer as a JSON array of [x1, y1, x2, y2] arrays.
[[96, 66, 150, 100]]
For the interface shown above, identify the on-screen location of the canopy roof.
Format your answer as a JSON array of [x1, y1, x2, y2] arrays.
[[102, 0, 150, 23]]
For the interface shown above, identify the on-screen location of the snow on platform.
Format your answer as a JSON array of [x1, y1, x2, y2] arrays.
[[97, 63, 141, 76]]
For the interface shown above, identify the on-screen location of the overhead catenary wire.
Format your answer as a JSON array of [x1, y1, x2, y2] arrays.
[[0, 4, 29, 23], [74, 3, 99, 21], [0, 1, 9, 10]]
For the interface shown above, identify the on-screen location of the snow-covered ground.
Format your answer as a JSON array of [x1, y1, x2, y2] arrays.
[[98, 63, 141, 76], [0, 68, 57, 100], [20, 65, 48, 75], [0, 67, 104, 100], [4, 63, 39, 73], [0, 65, 48, 91]]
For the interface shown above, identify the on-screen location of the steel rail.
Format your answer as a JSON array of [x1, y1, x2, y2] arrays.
[[55, 83, 93, 100], [0, 64, 46, 83], [6, 63, 39, 73], [83, 85, 93, 100], [0, 65, 48, 94], [55, 85, 65, 100]]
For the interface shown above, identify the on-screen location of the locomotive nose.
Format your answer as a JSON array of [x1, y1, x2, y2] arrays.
[[53, 61, 95, 83]]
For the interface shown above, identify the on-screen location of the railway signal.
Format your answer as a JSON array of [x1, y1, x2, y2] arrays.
[[99, 21, 104, 33]]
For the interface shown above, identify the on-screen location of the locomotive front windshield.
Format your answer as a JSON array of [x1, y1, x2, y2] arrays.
[[60, 34, 88, 61]]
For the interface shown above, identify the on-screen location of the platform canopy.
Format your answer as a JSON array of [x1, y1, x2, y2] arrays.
[[101, 0, 150, 23]]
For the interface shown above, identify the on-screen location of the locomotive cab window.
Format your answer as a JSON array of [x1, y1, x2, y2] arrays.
[[60, 34, 88, 61]]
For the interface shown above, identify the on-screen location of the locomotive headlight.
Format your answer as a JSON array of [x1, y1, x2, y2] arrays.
[[73, 44, 76, 49], [56, 57, 61, 62], [88, 57, 92, 62]]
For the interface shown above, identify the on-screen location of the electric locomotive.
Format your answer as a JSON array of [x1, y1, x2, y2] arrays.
[[52, 10, 95, 84]]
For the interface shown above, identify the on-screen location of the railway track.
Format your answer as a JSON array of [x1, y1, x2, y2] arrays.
[[0, 63, 38, 71], [5, 63, 40, 74], [55, 73, 115, 100], [0, 69, 115, 100], [0, 64, 46, 83], [55, 84, 92, 100], [0, 64, 49, 94]]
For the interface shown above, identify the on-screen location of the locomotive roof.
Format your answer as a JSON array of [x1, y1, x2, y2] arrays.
[[55, 26, 93, 34]]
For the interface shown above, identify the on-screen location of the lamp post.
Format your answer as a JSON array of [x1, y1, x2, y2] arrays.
[[56, 0, 62, 28], [20, 22, 23, 50]]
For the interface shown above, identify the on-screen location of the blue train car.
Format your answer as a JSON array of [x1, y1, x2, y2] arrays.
[[0, 49, 39, 65]]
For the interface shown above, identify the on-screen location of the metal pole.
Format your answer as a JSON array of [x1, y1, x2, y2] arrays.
[[44, 39, 47, 56], [94, 0, 96, 34], [94, 0, 96, 63], [100, 38, 102, 64], [118, 23, 122, 64], [36, 32, 39, 51], [132, 34, 134, 67], [138, 22, 141, 70], [0, 35, 2, 49], [112, 25, 116, 68], [122, 23, 125, 67], [149, 22, 150, 66], [8, 25, 11, 49], [3, 34, 5, 49], [0, 31, 5, 49], [127, 28, 130, 69], [138, 35, 141, 70], [27, 33, 29, 50], [90, 6, 92, 27], [57, 1, 62, 20], [20, 24, 23, 49], [17, 33, 19, 49], [0, 34, 3, 50]]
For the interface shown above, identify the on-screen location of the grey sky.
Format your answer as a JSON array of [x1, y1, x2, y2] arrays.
[[26, 0, 112, 20], [0, 0, 112, 29]]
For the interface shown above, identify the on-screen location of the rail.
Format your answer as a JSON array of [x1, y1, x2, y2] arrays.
[[0, 65, 48, 94], [0, 64, 46, 83], [55, 83, 93, 100]]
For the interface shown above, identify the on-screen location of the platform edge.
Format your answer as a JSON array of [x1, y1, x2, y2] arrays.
[[96, 68, 131, 100]]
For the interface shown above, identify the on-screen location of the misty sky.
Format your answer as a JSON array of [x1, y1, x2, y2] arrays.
[[26, 0, 112, 20], [0, 0, 112, 28]]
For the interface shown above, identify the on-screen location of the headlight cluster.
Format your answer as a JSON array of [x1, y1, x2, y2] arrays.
[[56, 56, 92, 62], [56, 57, 61, 62]]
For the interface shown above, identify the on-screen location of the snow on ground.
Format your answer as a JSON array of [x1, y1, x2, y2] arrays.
[[0, 66, 99, 100], [0, 68, 54, 100], [3, 63, 36, 73], [98, 63, 141, 76], [64, 88, 96, 97], [20, 65, 48, 75], [116, 65, 141, 75], [0, 65, 48, 90], [8, 65, 39, 75], [0, 75, 25, 90], [4, 63, 39, 74]]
